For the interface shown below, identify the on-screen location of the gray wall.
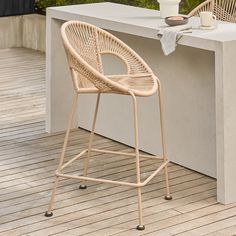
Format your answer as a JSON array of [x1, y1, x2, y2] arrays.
[[0, 14, 46, 52]]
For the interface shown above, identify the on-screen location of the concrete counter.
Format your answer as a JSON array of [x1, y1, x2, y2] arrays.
[[46, 3, 236, 204]]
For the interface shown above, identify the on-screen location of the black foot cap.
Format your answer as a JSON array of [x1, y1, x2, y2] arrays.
[[45, 211, 53, 217], [164, 195, 173, 200], [79, 184, 87, 189], [136, 225, 145, 231]]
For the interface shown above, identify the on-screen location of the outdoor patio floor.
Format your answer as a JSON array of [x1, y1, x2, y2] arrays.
[[1, 48, 236, 236]]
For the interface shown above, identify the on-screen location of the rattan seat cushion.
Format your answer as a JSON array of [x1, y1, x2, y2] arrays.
[[107, 74, 157, 96]]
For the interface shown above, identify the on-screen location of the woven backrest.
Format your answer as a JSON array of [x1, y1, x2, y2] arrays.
[[61, 21, 152, 93], [97, 31, 150, 75], [62, 21, 103, 90], [189, 0, 236, 23]]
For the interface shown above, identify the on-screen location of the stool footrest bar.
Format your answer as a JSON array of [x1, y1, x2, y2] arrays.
[[56, 160, 169, 187], [91, 148, 164, 160], [60, 149, 88, 170]]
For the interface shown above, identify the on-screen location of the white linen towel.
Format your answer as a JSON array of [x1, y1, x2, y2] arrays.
[[157, 25, 192, 56]]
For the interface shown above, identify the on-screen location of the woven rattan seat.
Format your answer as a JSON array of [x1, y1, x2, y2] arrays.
[[189, 0, 236, 23], [107, 74, 157, 96], [45, 21, 172, 230]]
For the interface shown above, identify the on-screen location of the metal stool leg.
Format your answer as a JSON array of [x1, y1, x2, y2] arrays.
[[45, 94, 79, 217], [157, 81, 172, 200], [130, 91, 145, 230], [79, 93, 101, 189]]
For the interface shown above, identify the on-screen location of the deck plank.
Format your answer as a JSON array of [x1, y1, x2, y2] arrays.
[[1, 48, 236, 236]]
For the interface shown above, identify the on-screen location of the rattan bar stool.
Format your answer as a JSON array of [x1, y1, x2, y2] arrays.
[[45, 20, 172, 230], [189, 0, 236, 23]]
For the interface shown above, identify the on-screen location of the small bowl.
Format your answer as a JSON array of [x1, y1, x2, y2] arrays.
[[165, 16, 189, 26]]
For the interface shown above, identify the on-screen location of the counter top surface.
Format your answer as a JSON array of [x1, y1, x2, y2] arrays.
[[48, 2, 236, 47]]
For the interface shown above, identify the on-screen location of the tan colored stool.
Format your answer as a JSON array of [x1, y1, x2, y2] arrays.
[[45, 20, 172, 230], [189, 0, 236, 23]]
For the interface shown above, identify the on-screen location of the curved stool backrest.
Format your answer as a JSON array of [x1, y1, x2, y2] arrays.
[[61, 21, 152, 94], [189, 0, 236, 23]]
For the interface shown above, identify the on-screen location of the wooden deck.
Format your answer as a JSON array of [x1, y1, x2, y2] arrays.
[[0, 48, 236, 236]]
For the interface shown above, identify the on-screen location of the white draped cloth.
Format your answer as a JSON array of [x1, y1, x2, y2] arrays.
[[157, 25, 192, 55]]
